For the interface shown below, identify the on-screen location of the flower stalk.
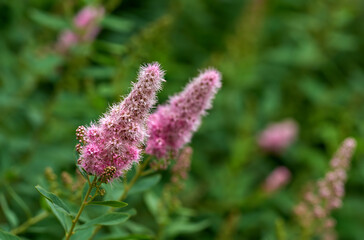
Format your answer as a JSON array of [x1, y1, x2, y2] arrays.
[[65, 176, 98, 240]]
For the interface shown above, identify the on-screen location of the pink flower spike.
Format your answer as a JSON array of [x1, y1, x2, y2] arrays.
[[258, 119, 298, 154], [77, 62, 165, 181], [263, 166, 291, 194], [294, 137, 357, 239], [146, 68, 222, 159]]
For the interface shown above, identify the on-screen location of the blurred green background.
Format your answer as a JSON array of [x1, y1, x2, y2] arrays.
[[1, 0, 364, 239]]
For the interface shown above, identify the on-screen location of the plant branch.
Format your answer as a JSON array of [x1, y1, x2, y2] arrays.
[[65, 177, 97, 240], [11, 211, 49, 235]]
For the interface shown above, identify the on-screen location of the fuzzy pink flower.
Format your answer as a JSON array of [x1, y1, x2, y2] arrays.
[[263, 166, 291, 194], [77, 63, 165, 181], [294, 138, 356, 239], [146, 68, 222, 159], [258, 119, 298, 153]]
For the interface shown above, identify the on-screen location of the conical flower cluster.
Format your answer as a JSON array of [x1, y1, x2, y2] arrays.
[[146, 69, 222, 159], [294, 138, 356, 239], [77, 63, 165, 181]]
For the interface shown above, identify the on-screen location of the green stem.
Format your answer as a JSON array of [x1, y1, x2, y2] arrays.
[[11, 211, 49, 235], [89, 156, 153, 240], [65, 177, 96, 240]]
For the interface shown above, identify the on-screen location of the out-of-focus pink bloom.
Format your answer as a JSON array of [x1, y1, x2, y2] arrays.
[[294, 138, 356, 239], [263, 166, 291, 193], [56, 5, 104, 53], [171, 147, 192, 189], [56, 30, 78, 53], [146, 69, 222, 159], [258, 119, 298, 153], [77, 63, 165, 181], [74, 6, 104, 29]]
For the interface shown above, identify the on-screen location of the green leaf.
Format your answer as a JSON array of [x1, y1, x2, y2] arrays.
[[0, 193, 19, 228], [143, 191, 160, 220], [5, 185, 32, 218], [101, 234, 153, 240], [29, 9, 68, 30], [165, 219, 210, 237], [129, 174, 161, 195], [88, 201, 128, 208], [45, 199, 72, 232], [70, 226, 95, 240], [0, 229, 21, 240], [76, 212, 130, 230], [35, 185, 71, 215], [101, 16, 134, 32]]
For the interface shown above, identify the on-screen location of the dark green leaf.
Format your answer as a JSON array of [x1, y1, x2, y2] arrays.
[[0, 229, 21, 240], [35, 185, 71, 215], [88, 201, 128, 208], [70, 226, 95, 240], [45, 199, 72, 232], [165, 219, 210, 237], [101, 234, 153, 240], [101, 16, 134, 32], [29, 9, 68, 30], [76, 212, 130, 230], [129, 174, 161, 195], [0, 193, 19, 228], [6, 185, 32, 218]]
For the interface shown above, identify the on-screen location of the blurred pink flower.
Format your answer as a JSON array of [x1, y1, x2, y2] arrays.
[[74, 6, 104, 29], [77, 63, 165, 181], [146, 69, 222, 159], [258, 119, 298, 153], [171, 147, 192, 190], [56, 30, 78, 53], [294, 137, 356, 239], [56, 5, 104, 53], [263, 166, 291, 193]]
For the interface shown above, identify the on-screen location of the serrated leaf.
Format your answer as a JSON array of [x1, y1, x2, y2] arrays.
[[0, 229, 21, 240], [129, 174, 161, 195], [76, 212, 130, 230], [45, 199, 72, 232], [35, 185, 71, 215], [88, 201, 128, 208]]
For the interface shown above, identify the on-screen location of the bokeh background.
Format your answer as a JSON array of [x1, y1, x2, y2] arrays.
[[1, 0, 364, 239]]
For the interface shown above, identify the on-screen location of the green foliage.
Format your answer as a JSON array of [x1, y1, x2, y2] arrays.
[[1, 0, 364, 239], [87, 201, 128, 208]]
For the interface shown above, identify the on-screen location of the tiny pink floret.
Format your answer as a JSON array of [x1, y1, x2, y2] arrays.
[[77, 63, 165, 181], [146, 68, 222, 159]]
